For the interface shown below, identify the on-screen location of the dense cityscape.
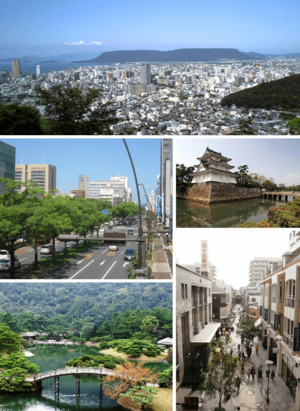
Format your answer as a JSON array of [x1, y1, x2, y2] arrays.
[[1, 57, 300, 135]]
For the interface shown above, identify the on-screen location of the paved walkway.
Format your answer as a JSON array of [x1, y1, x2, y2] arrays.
[[151, 237, 172, 279], [177, 307, 295, 411]]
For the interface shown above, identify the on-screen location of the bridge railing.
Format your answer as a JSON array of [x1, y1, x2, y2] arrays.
[[26, 367, 114, 381]]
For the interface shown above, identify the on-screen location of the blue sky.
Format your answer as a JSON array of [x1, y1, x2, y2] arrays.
[[1, 138, 161, 202], [176, 138, 300, 186], [0, 0, 299, 57]]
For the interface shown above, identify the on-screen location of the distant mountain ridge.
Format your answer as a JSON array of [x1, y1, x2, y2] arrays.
[[72, 48, 300, 63], [0, 51, 101, 63]]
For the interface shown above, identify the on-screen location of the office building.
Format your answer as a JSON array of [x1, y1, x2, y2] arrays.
[[71, 190, 85, 198], [15, 163, 56, 193], [79, 175, 89, 198], [0, 141, 16, 194], [160, 139, 173, 227], [11, 59, 20, 78], [89, 176, 130, 203], [140, 63, 151, 85], [36, 65, 40, 77], [176, 263, 219, 384]]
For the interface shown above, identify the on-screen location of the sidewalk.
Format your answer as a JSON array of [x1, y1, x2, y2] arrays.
[[151, 237, 172, 279], [177, 309, 295, 411]]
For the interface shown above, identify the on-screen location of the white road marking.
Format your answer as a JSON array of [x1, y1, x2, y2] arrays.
[[121, 250, 125, 254], [100, 261, 105, 265], [77, 259, 84, 265], [102, 261, 117, 279], [102, 248, 108, 254], [19, 258, 27, 261], [123, 262, 129, 267], [69, 260, 95, 280]]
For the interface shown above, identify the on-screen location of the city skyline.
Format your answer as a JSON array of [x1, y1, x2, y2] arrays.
[[176, 139, 300, 186], [1, 0, 299, 57], [1, 138, 161, 202], [176, 229, 292, 289]]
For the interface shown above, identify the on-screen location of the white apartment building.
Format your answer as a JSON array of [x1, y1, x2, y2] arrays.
[[249, 257, 282, 285]]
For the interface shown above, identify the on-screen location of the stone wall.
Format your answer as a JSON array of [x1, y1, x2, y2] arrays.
[[177, 181, 262, 204]]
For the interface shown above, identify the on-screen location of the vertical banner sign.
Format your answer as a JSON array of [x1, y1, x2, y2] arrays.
[[293, 328, 300, 352], [260, 306, 263, 316], [264, 308, 268, 321], [274, 314, 279, 330]]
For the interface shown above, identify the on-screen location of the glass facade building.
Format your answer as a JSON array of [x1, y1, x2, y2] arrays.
[[0, 141, 16, 194]]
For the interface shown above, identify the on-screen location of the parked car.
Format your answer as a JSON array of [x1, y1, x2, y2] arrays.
[[127, 229, 134, 235], [109, 245, 118, 251], [0, 256, 21, 271], [124, 248, 135, 261], [40, 245, 53, 254], [0, 250, 10, 257]]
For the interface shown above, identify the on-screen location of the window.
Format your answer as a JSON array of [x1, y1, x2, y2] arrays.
[[251, 298, 256, 302], [181, 284, 185, 299]]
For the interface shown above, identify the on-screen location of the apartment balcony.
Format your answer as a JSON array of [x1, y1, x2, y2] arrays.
[[284, 296, 295, 308], [283, 331, 293, 350]]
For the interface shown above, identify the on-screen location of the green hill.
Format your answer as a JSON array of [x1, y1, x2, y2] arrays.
[[221, 74, 300, 111]]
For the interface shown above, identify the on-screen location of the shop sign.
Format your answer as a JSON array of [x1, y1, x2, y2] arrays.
[[293, 328, 300, 352], [264, 309, 268, 321], [286, 380, 297, 387], [274, 314, 279, 330]]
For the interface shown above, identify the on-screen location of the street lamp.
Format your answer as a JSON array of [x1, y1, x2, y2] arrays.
[[123, 139, 143, 269], [265, 360, 273, 403], [138, 183, 152, 251]]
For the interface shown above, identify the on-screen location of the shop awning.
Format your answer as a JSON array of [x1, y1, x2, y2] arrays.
[[255, 318, 262, 327], [191, 322, 221, 344]]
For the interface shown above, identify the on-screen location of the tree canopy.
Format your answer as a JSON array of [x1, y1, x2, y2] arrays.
[[0, 104, 43, 135]]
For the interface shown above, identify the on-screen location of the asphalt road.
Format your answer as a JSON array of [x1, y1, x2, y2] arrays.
[[46, 225, 141, 280]]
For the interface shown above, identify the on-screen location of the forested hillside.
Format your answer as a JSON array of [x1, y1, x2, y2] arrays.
[[0, 283, 172, 336], [221, 74, 300, 110]]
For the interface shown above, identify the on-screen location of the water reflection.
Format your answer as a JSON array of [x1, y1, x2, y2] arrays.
[[176, 198, 284, 227]]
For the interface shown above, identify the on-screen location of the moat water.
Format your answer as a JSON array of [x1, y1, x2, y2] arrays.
[[0, 345, 169, 411], [176, 197, 287, 228]]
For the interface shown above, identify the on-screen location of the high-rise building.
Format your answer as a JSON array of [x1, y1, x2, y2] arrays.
[[36, 65, 40, 77], [15, 164, 56, 193], [79, 175, 89, 198], [11, 59, 20, 78], [0, 141, 16, 194], [140, 63, 151, 85], [160, 139, 173, 227]]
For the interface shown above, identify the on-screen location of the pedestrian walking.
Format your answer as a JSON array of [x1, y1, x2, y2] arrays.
[[255, 344, 259, 354], [241, 363, 245, 372], [242, 351, 245, 361], [235, 376, 241, 392], [271, 370, 275, 381], [247, 368, 251, 382], [250, 366, 256, 380], [238, 344, 240, 351]]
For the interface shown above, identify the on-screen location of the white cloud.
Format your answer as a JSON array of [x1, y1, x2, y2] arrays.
[[63, 40, 102, 46]]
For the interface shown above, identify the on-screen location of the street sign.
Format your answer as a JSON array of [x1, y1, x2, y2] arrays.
[[274, 314, 279, 331], [287, 380, 297, 387], [293, 328, 300, 352]]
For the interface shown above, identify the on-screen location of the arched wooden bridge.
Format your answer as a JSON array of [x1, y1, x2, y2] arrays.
[[26, 367, 114, 395]]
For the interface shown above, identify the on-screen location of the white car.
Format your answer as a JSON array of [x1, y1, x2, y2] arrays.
[[109, 245, 118, 251], [0, 250, 10, 257], [40, 245, 53, 254], [0, 257, 21, 271]]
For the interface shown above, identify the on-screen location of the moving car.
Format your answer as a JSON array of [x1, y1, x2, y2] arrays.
[[127, 229, 134, 235], [124, 248, 135, 261], [109, 245, 118, 251], [0, 256, 21, 271], [0, 250, 10, 257], [40, 245, 53, 254]]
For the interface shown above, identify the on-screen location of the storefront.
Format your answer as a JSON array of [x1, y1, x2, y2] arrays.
[[282, 354, 297, 401], [269, 337, 278, 365]]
